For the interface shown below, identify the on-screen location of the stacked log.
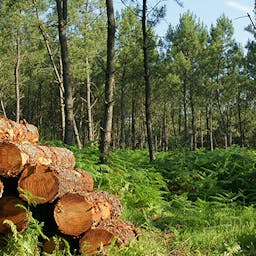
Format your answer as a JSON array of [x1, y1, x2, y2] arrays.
[[0, 117, 138, 255], [0, 196, 28, 234], [0, 116, 39, 143]]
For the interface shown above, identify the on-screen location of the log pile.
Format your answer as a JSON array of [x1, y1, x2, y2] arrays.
[[0, 116, 138, 255]]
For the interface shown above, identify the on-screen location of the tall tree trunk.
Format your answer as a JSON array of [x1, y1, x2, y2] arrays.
[[0, 96, 6, 117], [56, 0, 74, 145], [59, 57, 66, 141], [99, 0, 115, 163], [84, 2, 94, 143], [131, 85, 136, 150], [209, 101, 214, 151], [183, 78, 189, 145], [189, 83, 196, 150], [161, 103, 167, 151], [34, 0, 66, 140], [237, 90, 244, 146], [142, 0, 156, 162], [199, 111, 204, 148], [15, 31, 21, 122], [86, 57, 94, 142], [120, 61, 127, 149], [216, 89, 229, 147]]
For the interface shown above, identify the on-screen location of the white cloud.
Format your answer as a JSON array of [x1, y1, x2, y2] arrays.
[[226, 1, 252, 13]]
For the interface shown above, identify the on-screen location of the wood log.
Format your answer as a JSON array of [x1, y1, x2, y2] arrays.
[[53, 192, 122, 236], [18, 165, 59, 204], [0, 196, 28, 234], [0, 116, 39, 143], [0, 141, 75, 177], [79, 220, 138, 256], [0, 179, 3, 198], [56, 168, 94, 199], [82, 191, 122, 226], [54, 193, 94, 236], [18, 165, 94, 204]]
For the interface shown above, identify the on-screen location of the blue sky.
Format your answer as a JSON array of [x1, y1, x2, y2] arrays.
[[115, 0, 255, 48]]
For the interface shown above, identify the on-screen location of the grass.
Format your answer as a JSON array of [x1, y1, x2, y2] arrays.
[[1, 144, 256, 255]]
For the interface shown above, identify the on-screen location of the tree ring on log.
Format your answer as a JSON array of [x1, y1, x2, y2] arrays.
[[0, 196, 28, 234], [54, 193, 94, 236], [18, 165, 59, 204], [0, 142, 26, 177]]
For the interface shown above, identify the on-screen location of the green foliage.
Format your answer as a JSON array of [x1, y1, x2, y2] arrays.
[[155, 146, 256, 204], [0, 210, 45, 256], [3, 146, 256, 255], [75, 147, 169, 225]]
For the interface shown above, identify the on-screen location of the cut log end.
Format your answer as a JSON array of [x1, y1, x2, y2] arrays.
[[0, 196, 28, 234], [18, 165, 59, 204], [54, 193, 94, 236], [79, 220, 138, 256], [0, 142, 24, 177]]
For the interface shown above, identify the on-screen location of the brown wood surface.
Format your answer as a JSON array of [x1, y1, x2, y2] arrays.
[[0, 141, 75, 177], [0, 116, 39, 143], [18, 165, 59, 204], [56, 168, 94, 200], [83, 191, 122, 226], [0, 196, 28, 234], [54, 191, 122, 237], [18, 165, 94, 204], [79, 220, 138, 255], [54, 193, 94, 236]]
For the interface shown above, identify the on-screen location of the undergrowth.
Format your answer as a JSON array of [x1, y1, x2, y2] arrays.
[[2, 144, 256, 255]]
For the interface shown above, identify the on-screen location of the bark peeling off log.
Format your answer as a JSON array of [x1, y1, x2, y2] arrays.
[[47, 146, 75, 170], [79, 220, 138, 256], [0, 116, 39, 143], [0, 141, 75, 177], [54, 193, 94, 236], [0, 196, 28, 234], [18, 165, 59, 204], [55, 168, 94, 200], [83, 191, 122, 223]]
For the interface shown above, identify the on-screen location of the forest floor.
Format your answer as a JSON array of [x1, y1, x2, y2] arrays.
[[1, 144, 256, 255]]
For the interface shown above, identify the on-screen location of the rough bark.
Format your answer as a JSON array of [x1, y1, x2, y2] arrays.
[[131, 85, 136, 150], [0, 196, 28, 234], [0, 141, 75, 177], [99, 0, 115, 163], [15, 31, 21, 123], [0, 116, 39, 143], [56, 0, 75, 145], [56, 168, 94, 199], [120, 58, 127, 148], [142, 0, 156, 161], [0, 96, 6, 117], [86, 57, 95, 142], [79, 220, 138, 256]]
